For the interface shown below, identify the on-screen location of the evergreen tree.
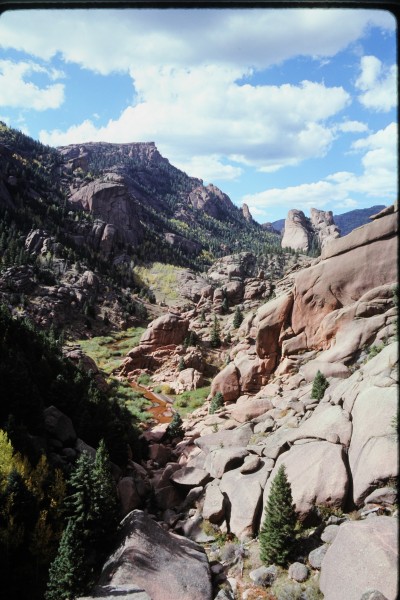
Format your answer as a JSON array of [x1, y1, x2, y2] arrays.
[[259, 464, 297, 566], [166, 412, 184, 440], [45, 520, 86, 600], [209, 391, 224, 414], [311, 370, 329, 401], [233, 306, 244, 329], [91, 440, 119, 555], [210, 315, 221, 348], [178, 357, 186, 372]]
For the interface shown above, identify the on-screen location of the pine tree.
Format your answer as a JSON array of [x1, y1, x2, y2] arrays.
[[166, 412, 184, 440], [210, 315, 221, 348], [233, 306, 243, 329], [91, 440, 119, 554], [45, 520, 86, 600], [209, 391, 224, 414], [259, 464, 297, 566], [311, 370, 329, 400]]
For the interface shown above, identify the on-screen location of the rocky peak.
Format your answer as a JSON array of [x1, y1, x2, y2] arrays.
[[281, 208, 340, 253], [310, 208, 340, 249], [281, 209, 314, 252], [189, 183, 235, 220], [242, 202, 253, 222]]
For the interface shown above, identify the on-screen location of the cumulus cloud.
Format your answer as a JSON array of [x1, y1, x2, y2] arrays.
[[0, 8, 395, 75], [0, 59, 64, 110], [335, 120, 369, 133], [355, 55, 397, 112], [40, 68, 350, 177], [242, 122, 397, 220]]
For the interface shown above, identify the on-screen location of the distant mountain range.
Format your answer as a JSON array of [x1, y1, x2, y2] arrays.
[[271, 205, 386, 237]]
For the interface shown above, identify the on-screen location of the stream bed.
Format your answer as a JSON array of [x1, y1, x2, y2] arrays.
[[130, 382, 174, 425]]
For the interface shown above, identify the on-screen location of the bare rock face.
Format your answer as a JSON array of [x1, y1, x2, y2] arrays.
[[189, 183, 235, 220], [121, 313, 189, 375], [281, 208, 340, 252], [310, 208, 340, 249], [256, 291, 293, 361], [95, 510, 213, 600], [242, 202, 253, 222], [69, 179, 141, 254], [290, 212, 398, 352], [164, 232, 202, 255], [348, 382, 397, 505], [319, 517, 398, 600], [281, 209, 314, 252], [210, 362, 241, 402]]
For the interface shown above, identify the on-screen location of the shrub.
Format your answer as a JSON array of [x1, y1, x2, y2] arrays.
[[209, 391, 224, 414], [310, 370, 329, 401], [166, 412, 184, 440]]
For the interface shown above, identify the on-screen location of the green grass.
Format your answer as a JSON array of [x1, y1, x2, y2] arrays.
[[75, 327, 145, 375], [73, 328, 150, 424], [172, 385, 211, 417], [110, 378, 152, 422]]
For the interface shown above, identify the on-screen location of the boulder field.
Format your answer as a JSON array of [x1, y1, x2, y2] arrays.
[[89, 206, 397, 600]]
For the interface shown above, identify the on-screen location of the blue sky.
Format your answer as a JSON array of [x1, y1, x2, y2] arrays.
[[0, 7, 397, 223]]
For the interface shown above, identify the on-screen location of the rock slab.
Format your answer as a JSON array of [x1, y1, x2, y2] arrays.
[[319, 516, 398, 600], [98, 510, 213, 600]]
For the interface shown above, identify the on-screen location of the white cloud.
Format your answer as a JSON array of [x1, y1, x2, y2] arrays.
[[0, 59, 64, 110], [355, 55, 397, 112], [336, 120, 369, 133], [242, 123, 397, 219], [40, 69, 350, 178], [172, 154, 243, 183], [0, 8, 395, 75]]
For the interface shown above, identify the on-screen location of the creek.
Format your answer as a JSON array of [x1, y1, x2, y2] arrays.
[[130, 382, 174, 425]]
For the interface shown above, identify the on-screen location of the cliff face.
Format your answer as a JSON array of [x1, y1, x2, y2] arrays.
[[59, 141, 261, 261]]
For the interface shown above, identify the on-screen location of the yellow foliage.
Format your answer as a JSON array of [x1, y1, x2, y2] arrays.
[[0, 430, 14, 490]]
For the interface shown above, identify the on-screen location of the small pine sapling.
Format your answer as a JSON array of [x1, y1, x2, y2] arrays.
[[209, 391, 224, 414], [311, 370, 329, 400]]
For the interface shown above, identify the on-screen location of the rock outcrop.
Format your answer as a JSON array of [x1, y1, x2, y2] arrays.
[[80, 510, 213, 600], [281, 207, 340, 252], [281, 209, 314, 252]]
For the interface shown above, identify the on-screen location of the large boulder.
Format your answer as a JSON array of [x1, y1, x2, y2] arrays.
[[195, 423, 253, 454], [230, 396, 273, 424], [262, 441, 349, 520], [348, 384, 397, 505], [256, 292, 293, 360], [96, 510, 213, 600], [43, 406, 76, 446], [139, 313, 189, 351], [220, 458, 274, 539], [319, 517, 398, 600], [210, 362, 241, 403]]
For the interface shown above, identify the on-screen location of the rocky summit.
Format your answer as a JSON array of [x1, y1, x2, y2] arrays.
[[0, 121, 397, 600]]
